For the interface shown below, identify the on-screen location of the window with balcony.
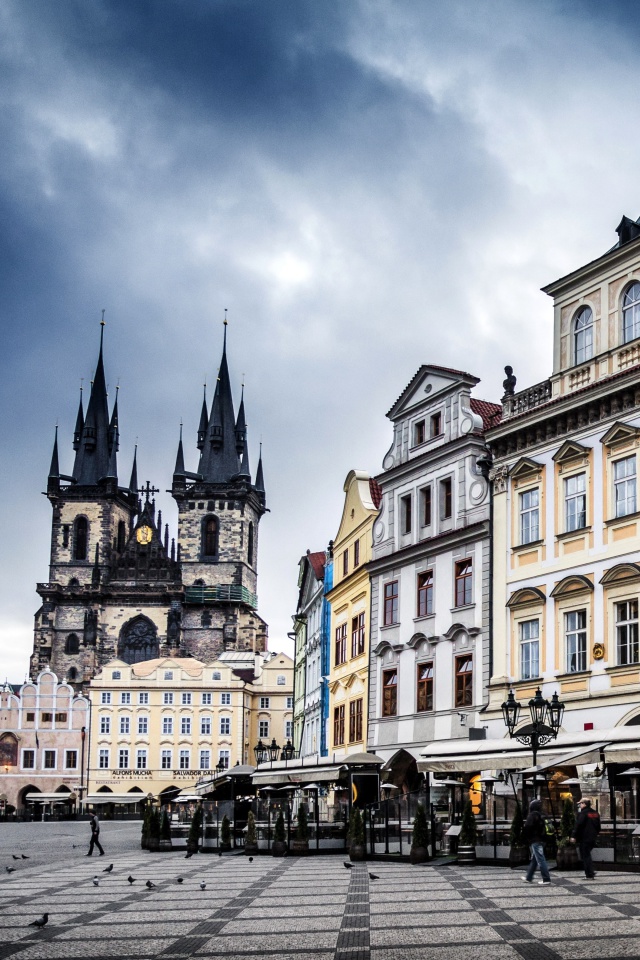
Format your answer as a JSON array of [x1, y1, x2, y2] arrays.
[[382, 668, 398, 716], [454, 654, 473, 707], [614, 456, 637, 517], [417, 570, 433, 617], [617, 600, 639, 665], [383, 581, 398, 625], [416, 662, 433, 712], [565, 473, 586, 531], [574, 306, 594, 365], [520, 619, 539, 680], [520, 488, 540, 543]]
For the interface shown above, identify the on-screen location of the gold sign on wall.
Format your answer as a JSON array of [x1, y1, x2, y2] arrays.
[[593, 642, 605, 660]]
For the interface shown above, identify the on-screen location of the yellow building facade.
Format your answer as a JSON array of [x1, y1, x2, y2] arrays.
[[326, 471, 381, 757]]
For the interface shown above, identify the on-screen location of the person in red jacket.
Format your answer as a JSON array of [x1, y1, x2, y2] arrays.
[[570, 798, 601, 879]]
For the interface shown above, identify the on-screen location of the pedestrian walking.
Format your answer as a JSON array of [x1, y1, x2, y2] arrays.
[[522, 799, 551, 885], [86, 812, 105, 857], [570, 797, 600, 878]]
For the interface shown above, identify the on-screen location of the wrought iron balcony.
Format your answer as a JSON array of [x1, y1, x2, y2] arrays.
[[184, 583, 258, 608]]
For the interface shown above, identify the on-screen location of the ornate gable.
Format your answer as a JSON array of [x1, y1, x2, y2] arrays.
[[510, 457, 543, 480], [601, 421, 640, 448], [552, 440, 591, 464]]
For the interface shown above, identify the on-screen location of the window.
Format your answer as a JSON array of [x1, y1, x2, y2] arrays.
[[440, 477, 453, 520], [520, 619, 540, 680], [614, 456, 637, 517], [179, 749, 190, 769], [100, 715, 110, 734], [65, 633, 80, 655], [136, 749, 147, 769], [414, 419, 426, 445], [161, 749, 172, 769], [286, 696, 293, 709], [260, 696, 270, 709], [335, 623, 347, 665], [430, 412, 442, 437], [98, 749, 109, 769], [400, 494, 412, 535], [55, 712, 67, 723], [334, 705, 345, 746], [285, 720, 293, 738], [120, 692, 131, 704], [138, 692, 149, 705], [383, 581, 398, 626], [212, 671, 222, 681], [220, 692, 231, 705], [201, 693, 212, 705], [73, 516, 88, 561], [164, 671, 173, 681], [220, 717, 231, 735], [623, 282, 640, 343], [416, 662, 434, 712], [565, 473, 586, 531], [111, 670, 121, 680], [520, 489, 540, 544], [181, 693, 192, 705], [259, 720, 270, 738], [41, 713, 52, 723], [454, 655, 473, 707], [67, 667, 77, 682], [349, 698, 363, 743], [119, 716, 130, 735], [26, 712, 35, 721], [199, 750, 210, 770], [247, 522, 254, 566], [454, 559, 473, 607], [163, 692, 174, 705], [277, 675, 286, 685], [181, 717, 191, 735], [118, 749, 129, 769], [203, 516, 218, 557], [382, 669, 398, 717], [22, 750, 35, 769], [64, 750, 77, 769], [138, 715, 148, 735], [351, 613, 365, 658], [117, 519, 126, 553], [420, 487, 432, 527], [101, 692, 111, 704], [617, 600, 639, 665], [218, 750, 230, 769], [353, 538, 360, 568], [566, 610, 587, 673], [574, 306, 594, 364], [343, 549, 348, 576], [417, 570, 433, 617], [162, 716, 173, 735]]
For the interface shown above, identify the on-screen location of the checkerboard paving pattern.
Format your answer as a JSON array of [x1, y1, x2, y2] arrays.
[[2, 822, 640, 959]]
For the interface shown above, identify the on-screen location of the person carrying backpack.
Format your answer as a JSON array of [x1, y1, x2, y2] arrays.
[[570, 797, 601, 879], [522, 798, 552, 885]]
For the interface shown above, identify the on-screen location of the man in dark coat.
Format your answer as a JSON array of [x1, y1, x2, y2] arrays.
[[570, 798, 600, 878], [86, 812, 105, 857], [522, 799, 551, 885]]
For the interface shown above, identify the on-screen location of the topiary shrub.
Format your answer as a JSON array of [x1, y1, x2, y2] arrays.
[[459, 799, 477, 846], [274, 810, 286, 844], [296, 803, 310, 842], [160, 810, 172, 842], [246, 810, 257, 847], [558, 797, 576, 847], [509, 803, 526, 848], [221, 814, 232, 847], [188, 805, 202, 850], [412, 803, 429, 849]]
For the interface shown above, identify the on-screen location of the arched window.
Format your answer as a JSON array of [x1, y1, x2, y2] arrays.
[[247, 522, 254, 566], [65, 633, 80, 655], [623, 282, 640, 343], [73, 517, 88, 561], [574, 306, 593, 365], [67, 667, 78, 682], [117, 520, 126, 553], [202, 516, 218, 558]]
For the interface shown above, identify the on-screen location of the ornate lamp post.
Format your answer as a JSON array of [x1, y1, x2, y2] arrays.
[[254, 740, 267, 765], [267, 738, 280, 762], [280, 740, 295, 762], [501, 688, 565, 770]]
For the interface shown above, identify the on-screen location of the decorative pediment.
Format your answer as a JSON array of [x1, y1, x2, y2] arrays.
[[550, 575, 594, 598], [510, 457, 543, 480], [440, 623, 481, 641], [344, 671, 367, 692], [552, 440, 591, 464], [406, 633, 428, 649], [600, 421, 640, 448], [386, 365, 479, 420], [372, 639, 404, 657], [600, 563, 640, 586], [506, 587, 546, 608]]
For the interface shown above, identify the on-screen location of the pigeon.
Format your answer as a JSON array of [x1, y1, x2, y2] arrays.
[[248, 857, 253, 863], [29, 914, 49, 929], [21, 855, 30, 860], [368, 873, 379, 880], [102, 864, 113, 873], [218, 851, 222, 857], [176, 877, 184, 884], [12, 855, 20, 860], [199, 880, 206, 890], [6, 867, 16, 874], [145, 880, 156, 889], [343, 862, 353, 869], [185, 852, 193, 859], [127, 876, 136, 884], [92, 876, 100, 886]]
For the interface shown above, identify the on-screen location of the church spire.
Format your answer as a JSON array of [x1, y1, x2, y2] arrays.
[[198, 316, 241, 482], [129, 444, 138, 494], [197, 386, 208, 451], [73, 386, 84, 451], [47, 426, 60, 493], [173, 423, 186, 485], [255, 443, 265, 504], [108, 385, 119, 454], [72, 315, 112, 485], [236, 387, 251, 480]]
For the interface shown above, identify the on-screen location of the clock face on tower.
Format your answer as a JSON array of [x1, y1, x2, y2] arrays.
[[136, 525, 153, 544]]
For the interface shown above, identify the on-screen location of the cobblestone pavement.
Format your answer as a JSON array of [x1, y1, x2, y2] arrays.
[[2, 822, 640, 959]]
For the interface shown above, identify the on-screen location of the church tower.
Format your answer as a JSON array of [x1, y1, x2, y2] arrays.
[[171, 322, 268, 659]]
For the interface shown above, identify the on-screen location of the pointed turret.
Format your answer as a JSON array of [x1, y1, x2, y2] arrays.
[[236, 387, 251, 480], [197, 387, 208, 451], [103, 420, 118, 484], [173, 424, 186, 487], [108, 386, 119, 453], [47, 427, 60, 493], [255, 443, 266, 504], [72, 321, 112, 485], [73, 388, 84, 451], [129, 445, 138, 494], [198, 323, 241, 482]]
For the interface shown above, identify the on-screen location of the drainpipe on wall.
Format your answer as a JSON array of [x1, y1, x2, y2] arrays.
[[476, 451, 494, 708]]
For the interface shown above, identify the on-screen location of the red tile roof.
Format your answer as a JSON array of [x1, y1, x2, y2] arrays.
[[306, 550, 326, 581], [470, 398, 502, 431], [369, 477, 383, 508]]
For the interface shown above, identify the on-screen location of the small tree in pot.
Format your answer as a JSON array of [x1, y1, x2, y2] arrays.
[[187, 805, 202, 854], [457, 799, 477, 865], [245, 810, 258, 855], [349, 808, 366, 862], [148, 807, 161, 851], [160, 810, 172, 849], [141, 805, 151, 850], [292, 802, 310, 854], [556, 797, 579, 869], [410, 803, 429, 864], [272, 810, 287, 857], [220, 814, 232, 851], [508, 802, 529, 868]]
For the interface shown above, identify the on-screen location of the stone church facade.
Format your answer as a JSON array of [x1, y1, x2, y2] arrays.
[[31, 321, 268, 689]]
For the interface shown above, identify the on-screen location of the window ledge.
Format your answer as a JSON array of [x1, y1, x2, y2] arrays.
[[556, 670, 591, 681], [414, 614, 435, 624], [604, 510, 640, 527], [380, 623, 399, 631], [605, 663, 640, 674], [555, 526, 591, 541], [450, 603, 476, 613], [511, 539, 544, 553]]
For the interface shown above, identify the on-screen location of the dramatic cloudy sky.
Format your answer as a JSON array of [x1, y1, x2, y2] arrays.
[[1, 0, 639, 681]]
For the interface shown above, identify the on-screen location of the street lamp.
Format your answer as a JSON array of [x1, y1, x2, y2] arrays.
[[215, 760, 226, 777], [501, 686, 564, 769], [267, 738, 280, 762], [254, 740, 267, 765], [280, 740, 295, 761]]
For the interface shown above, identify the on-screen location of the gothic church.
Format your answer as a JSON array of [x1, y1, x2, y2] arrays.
[[31, 322, 268, 688]]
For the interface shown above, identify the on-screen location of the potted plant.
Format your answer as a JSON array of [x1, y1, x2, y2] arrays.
[[346, 808, 356, 851], [187, 805, 202, 854], [245, 810, 259, 855], [272, 810, 287, 857], [220, 814, 232, 852], [349, 808, 366, 862], [508, 803, 529, 868], [160, 810, 172, 850], [457, 799, 477, 864], [556, 797, 579, 869], [410, 803, 429, 864], [292, 802, 310, 854], [141, 805, 151, 850], [147, 807, 161, 851]]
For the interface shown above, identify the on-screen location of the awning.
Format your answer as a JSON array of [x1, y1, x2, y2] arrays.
[[520, 742, 609, 775], [84, 793, 144, 804], [25, 793, 73, 803], [252, 765, 345, 786]]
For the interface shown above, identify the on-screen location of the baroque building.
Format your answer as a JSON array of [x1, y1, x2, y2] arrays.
[[293, 548, 332, 758], [31, 322, 267, 688]]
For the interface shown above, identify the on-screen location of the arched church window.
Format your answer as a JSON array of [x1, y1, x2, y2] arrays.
[[117, 616, 159, 665], [623, 282, 640, 343], [574, 306, 593, 365], [73, 517, 88, 561], [247, 522, 254, 566], [65, 633, 80, 655], [117, 520, 126, 553], [202, 516, 218, 558]]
